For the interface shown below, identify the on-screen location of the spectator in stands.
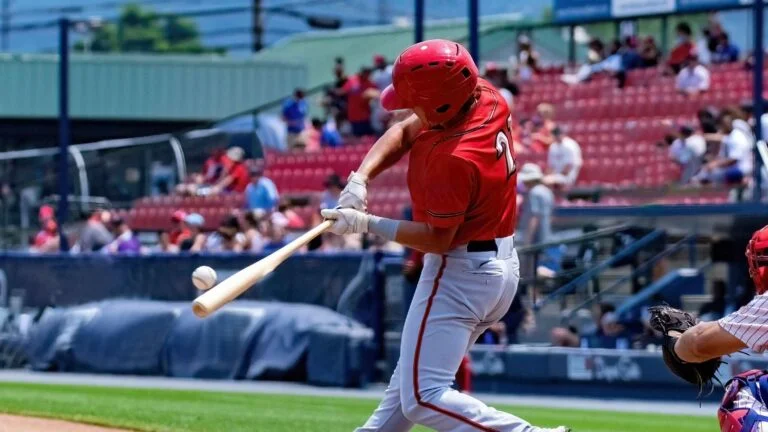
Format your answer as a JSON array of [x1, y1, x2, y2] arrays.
[[530, 103, 557, 152], [30, 205, 60, 253], [211, 147, 250, 194], [245, 163, 279, 212], [76, 209, 113, 253], [282, 88, 308, 151], [204, 215, 245, 253], [562, 39, 636, 87], [371, 54, 392, 91], [203, 149, 226, 184], [699, 279, 727, 321], [667, 125, 707, 183], [586, 38, 605, 65], [178, 213, 206, 252], [640, 36, 661, 68], [276, 197, 306, 233], [342, 66, 379, 137], [667, 22, 696, 74], [698, 107, 720, 134], [243, 210, 266, 253], [261, 219, 288, 253], [695, 107, 755, 186], [515, 35, 539, 81], [308, 117, 343, 149], [159, 210, 189, 253], [551, 302, 616, 348], [546, 127, 582, 188], [697, 28, 714, 65], [320, 173, 345, 210], [712, 33, 740, 64], [484, 62, 514, 109], [676, 55, 710, 96], [517, 163, 554, 247], [106, 216, 140, 254]]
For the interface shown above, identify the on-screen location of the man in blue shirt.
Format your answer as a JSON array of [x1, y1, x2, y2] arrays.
[[282, 88, 308, 151], [712, 33, 740, 64], [245, 165, 279, 212]]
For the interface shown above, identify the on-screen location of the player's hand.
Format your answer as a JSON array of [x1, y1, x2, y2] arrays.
[[321, 208, 369, 235], [338, 171, 368, 211]]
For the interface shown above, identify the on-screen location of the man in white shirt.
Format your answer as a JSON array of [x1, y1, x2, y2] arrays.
[[668, 126, 706, 183], [676, 55, 710, 95], [696, 109, 755, 184], [546, 128, 582, 187]]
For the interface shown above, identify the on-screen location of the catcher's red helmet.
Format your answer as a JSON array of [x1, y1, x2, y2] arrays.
[[746, 226, 768, 294], [381, 39, 479, 126]]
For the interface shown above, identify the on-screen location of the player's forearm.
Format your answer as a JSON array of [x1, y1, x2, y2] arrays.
[[675, 321, 747, 363], [368, 217, 456, 254], [356, 124, 409, 182]]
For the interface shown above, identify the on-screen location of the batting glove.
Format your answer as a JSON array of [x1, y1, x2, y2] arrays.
[[321, 208, 369, 235], [337, 171, 368, 211]]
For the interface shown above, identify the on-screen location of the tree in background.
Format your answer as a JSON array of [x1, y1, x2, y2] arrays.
[[74, 3, 223, 54]]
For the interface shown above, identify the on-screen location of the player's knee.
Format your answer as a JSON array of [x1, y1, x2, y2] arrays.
[[400, 386, 441, 422]]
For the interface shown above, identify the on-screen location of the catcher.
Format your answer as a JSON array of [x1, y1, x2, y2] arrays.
[[649, 225, 768, 431]]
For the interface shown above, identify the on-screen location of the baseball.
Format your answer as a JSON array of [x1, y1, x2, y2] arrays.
[[192, 266, 217, 291]]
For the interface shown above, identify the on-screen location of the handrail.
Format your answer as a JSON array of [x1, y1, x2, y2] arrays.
[[533, 229, 666, 311], [516, 223, 629, 255], [564, 235, 693, 322]]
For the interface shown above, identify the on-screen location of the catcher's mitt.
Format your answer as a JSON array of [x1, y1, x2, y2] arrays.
[[648, 305, 723, 393]]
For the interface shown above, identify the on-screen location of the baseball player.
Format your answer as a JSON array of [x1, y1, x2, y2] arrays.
[[649, 225, 768, 431], [321, 39, 569, 432]]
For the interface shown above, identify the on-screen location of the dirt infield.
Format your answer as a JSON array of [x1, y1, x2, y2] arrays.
[[0, 414, 130, 432]]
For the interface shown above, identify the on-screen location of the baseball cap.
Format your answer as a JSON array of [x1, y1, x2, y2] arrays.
[[39, 205, 55, 220], [226, 146, 245, 162], [171, 210, 187, 223], [184, 213, 205, 228], [517, 163, 543, 182], [373, 54, 386, 66]]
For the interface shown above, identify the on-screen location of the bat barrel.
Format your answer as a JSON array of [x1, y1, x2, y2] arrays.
[[190, 220, 333, 318]]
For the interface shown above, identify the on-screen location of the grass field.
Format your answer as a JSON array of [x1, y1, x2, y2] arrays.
[[0, 382, 717, 431]]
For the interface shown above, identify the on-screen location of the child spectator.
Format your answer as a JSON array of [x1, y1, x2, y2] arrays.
[[676, 55, 710, 95], [245, 163, 279, 212], [179, 213, 206, 252]]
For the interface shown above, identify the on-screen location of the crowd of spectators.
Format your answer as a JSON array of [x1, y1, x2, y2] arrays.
[[662, 105, 756, 189]]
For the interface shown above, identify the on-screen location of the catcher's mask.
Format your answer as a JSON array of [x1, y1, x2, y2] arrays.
[[719, 370, 768, 432], [746, 226, 768, 295]]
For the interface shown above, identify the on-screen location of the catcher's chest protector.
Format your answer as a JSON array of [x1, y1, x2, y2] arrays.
[[720, 370, 768, 432]]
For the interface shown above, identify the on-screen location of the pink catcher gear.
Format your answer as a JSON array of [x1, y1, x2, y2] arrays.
[[746, 226, 768, 295], [380, 39, 479, 126], [719, 370, 768, 432]]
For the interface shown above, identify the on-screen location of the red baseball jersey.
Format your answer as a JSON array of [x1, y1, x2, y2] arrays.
[[407, 79, 517, 248]]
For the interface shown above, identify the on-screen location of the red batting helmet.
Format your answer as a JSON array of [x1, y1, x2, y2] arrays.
[[746, 225, 768, 294], [381, 39, 479, 126]]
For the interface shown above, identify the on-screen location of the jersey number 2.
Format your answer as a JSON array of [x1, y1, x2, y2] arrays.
[[495, 131, 516, 180]]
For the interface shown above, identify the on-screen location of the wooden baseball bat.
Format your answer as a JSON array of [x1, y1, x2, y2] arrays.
[[192, 220, 333, 318]]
